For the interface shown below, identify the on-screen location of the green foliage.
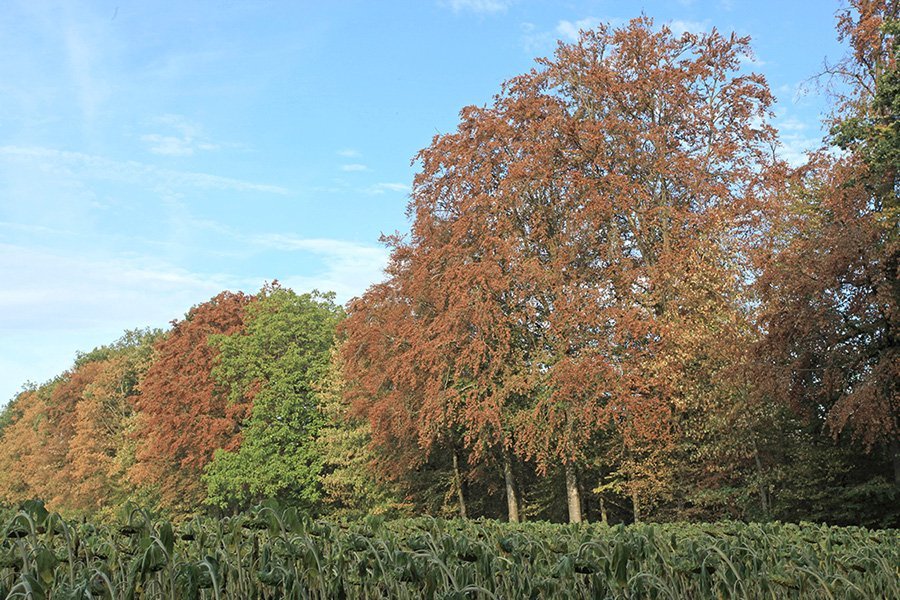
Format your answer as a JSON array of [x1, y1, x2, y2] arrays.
[[0, 501, 897, 599], [316, 356, 408, 519], [765, 430, 900, 529], [73, 328, 163, 370], [204, 284, 344, 511], [830, 18, 899, 183]]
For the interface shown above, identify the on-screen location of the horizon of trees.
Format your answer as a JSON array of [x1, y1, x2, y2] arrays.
[[0, 2, 896, 528]]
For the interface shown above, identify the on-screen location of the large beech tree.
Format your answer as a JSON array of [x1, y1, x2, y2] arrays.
[[343, 18, 779, 522]]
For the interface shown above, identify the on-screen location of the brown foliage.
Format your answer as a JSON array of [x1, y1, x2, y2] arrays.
[[130, 291, 253, 512], [343, 18, 780, 500], [756, 154, 898, 449], [756, 0, 898, 454]]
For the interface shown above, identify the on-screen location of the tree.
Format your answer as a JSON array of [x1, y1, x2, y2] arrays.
[[343, 18, 779, 522], [66, 330, 160, 516], [316, 352, 407, 519], [130, 291, 253, 513], [0, 364, 103, 512], [756, 0, 898, 483], [203, 284, 343, 511], [341, 256, 472, 517]]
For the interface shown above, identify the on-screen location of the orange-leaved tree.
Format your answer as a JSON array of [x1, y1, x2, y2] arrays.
[[65, 330, 160, 515], [343, 18, 780, 522], [0, 362, 103, 512], [130, 291, 253, 513]]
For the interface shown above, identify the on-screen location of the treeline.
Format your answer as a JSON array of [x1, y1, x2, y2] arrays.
[[1, 4, 897, 527], [0, 286, 399, 520]]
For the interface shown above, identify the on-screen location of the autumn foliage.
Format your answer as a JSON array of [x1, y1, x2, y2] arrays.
[[0, 4, 896, 527], [129, 291, 253, 513], [756, 0, 898, 466], [342, 17, 781, 522]]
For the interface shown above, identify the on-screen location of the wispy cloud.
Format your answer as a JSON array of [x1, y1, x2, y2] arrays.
[[140, 134, 197, 156], [665, 19, 710, 36], [63, 18, 107, 128], [140, 114, 224, 156], [0, 242, 234, 332], [772, 104, 825, 167], [775, 120, 821, 167], [366, 182, 410, 194], [442, 0, 514, 14], [0, 145, 289, 194], [341, 163, 370, 172], [337, 148, 360, 158], [0, 228, 391, 402], [250, 234, 390, 302], [777, 116, 809, 132], [523, 17, 620, 53]]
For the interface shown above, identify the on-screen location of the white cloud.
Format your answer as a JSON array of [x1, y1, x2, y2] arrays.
[[772, 107, 823, 167], [341, 163, 370, 172], [248, 234, 390, 302], [337, 148, 360, 158], [0, 145, 289, 194], [523, 17, 621, 53], [443, 0, 513, 14], [0, 230, 392, 404], [776, 134, 819, 167], [140, 134, 196, 156], [0, 243, 233, 333], [777, 117, 808, 132], [63, 19, 108, 128], [776, 81, 814, 105], [0, 241, 246, 405], [556, 17, 606, 42], [739, 53, 765, 67], [367, 182, 410, 194]]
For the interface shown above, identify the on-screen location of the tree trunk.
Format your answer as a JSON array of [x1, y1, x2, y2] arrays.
[[565, 462, 582, 523], [631, 488, 641, 523], [502, 451, 520, 523], [452, 450, 467, 519], [892, 437, 900, 487], [599, 496, 609, 525], [753, 443, 769, 515]]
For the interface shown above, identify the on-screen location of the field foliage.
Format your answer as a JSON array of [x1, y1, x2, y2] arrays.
[[0, 501, 897, 599]]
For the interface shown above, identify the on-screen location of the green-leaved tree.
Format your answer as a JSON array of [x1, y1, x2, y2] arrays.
[[204, 283, 343, 512]]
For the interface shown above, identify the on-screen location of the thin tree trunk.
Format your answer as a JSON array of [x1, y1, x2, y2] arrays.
[[452, 450, 467, 519], [599, 496, 609, 525], [892, 437, 900, 487], [631, 488, 641, 523], [503, 451, 520, 523], [753, 443, 769, 515], [565, 462, 582, 523]]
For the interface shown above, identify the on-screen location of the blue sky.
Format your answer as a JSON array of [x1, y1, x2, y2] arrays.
[[1, 0, 848, 404]]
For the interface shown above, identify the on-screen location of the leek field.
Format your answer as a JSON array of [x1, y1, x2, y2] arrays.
[[1, 501, 897, 599]]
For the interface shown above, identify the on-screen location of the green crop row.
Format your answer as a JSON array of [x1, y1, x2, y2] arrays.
[[0, 500, 897, 599]]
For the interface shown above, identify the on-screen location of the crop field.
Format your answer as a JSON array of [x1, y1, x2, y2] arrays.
[[0, 502, 897, 599]]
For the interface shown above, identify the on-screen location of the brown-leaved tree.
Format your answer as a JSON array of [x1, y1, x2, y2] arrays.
[[343, 17, 779, 522]]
